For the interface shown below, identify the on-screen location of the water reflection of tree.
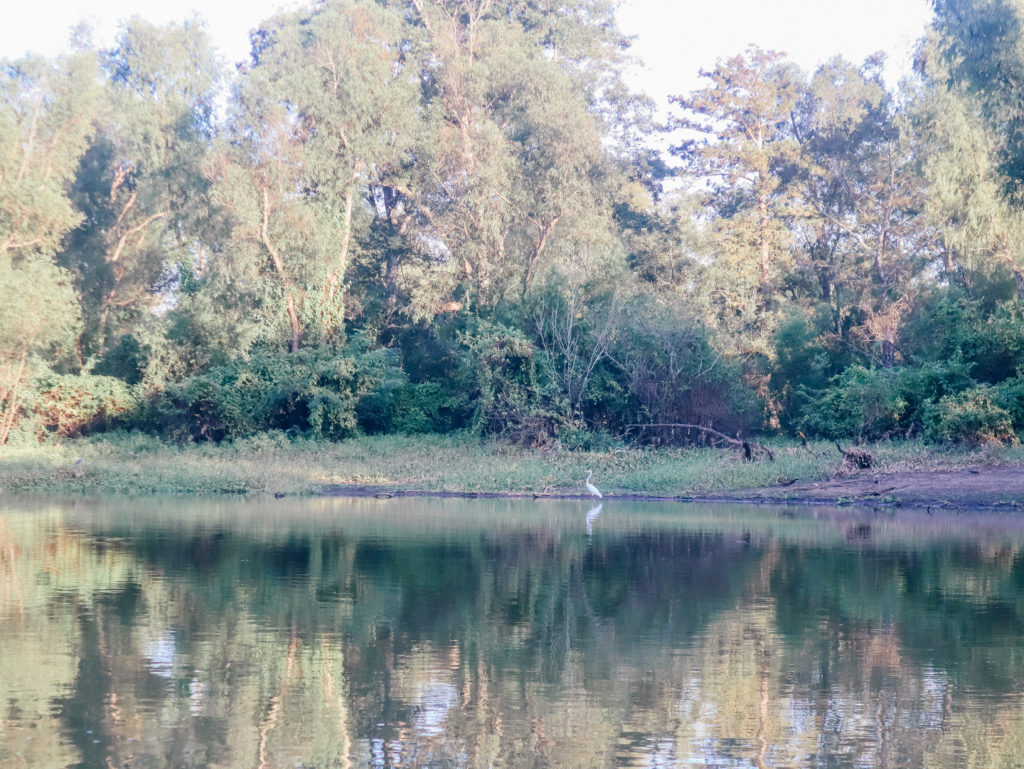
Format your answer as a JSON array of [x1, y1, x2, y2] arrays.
[[4, 507, 1024, 767]]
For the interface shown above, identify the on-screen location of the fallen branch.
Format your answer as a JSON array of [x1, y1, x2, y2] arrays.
[[627, 423, 774, 461], [836, 441, 873, 469]]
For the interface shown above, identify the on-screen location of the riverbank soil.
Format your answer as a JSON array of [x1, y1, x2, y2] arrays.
[[722, 465, 1024, 511]]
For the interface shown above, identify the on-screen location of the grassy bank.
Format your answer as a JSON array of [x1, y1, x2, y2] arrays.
[[2, 432, 1024, 497]]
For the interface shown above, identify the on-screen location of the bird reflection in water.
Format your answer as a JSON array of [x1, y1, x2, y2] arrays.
[[586, 503, 603, 535]]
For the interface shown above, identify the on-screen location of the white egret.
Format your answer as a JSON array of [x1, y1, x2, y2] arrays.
[[585, 470, 602, 498]]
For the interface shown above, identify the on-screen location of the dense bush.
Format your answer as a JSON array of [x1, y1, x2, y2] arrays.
[[770, 312, 836, 431], [924, 385, 1016, 444], [30, 373, 141, 439], [994, 374, 1024, 433], [366, 321, 475, 435], [902, 293, 1024, 384], [799, 366, 906, 439], [142, 343, 401, 442], [459, 320, 563, 446], [608, 299, 761, 443], [357, 381, 471, 434], [799, 360, 980, 440]]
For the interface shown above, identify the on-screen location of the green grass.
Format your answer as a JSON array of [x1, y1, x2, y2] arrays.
[[2, 431, 1023, 497]]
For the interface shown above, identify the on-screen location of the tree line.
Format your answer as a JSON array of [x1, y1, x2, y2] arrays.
[[2, 0, 1023, 449]]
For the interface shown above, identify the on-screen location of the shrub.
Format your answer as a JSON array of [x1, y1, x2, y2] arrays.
[[607, 297, 761, 443], [459, 320, 563, 446], [903, 292, 1024, 384], [143, 343, 401, 442], [33, 373, 141, 438], [389, 382, 471, 434], [770, 311, 833, 430], [994, 374, 1024, 434], [800, 360, 977, 440], [799, 366, 906, 439], [924, 385, 1016, 444]]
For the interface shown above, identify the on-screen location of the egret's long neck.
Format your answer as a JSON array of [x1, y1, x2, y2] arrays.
[[586, 470, 592, 482]]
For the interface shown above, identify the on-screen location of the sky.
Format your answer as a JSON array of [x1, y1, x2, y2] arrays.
[[0, 0, 934, 108]]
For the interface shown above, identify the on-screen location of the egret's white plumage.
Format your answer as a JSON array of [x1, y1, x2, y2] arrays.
[[585, 469, 602, 498]]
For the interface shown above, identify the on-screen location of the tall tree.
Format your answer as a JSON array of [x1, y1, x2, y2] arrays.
[[209, 0, 423, 351], [792, 56, 933, 366], [932, 0, 1024, 201], [405, 0, 630, 309], [924, 2, 1024, 299], [0, 52, 101, 446], [58, 17, 222, 363], [670, 46, 802, 324]]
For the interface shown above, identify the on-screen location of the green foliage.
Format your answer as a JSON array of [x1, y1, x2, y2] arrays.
[[800, 361, 976, 440], [770, 312, 833, 429], [607, 297, 761, 441], [459, 320, 562, 446], [799, 366, 905, 440], [13, 0, 1024, 454], [144, 345, 399, 442], [58, 18, 222, 361], [358, 382, 472, 435], [994, 374, 1024, 434], [924, 385, 1017, 445], [32, 373, 140, 438], [903, 293, 1024, 384]]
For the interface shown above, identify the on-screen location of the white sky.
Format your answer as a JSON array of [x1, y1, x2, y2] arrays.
[[616, 0, 933, 110], [1, 0, 933, 106]]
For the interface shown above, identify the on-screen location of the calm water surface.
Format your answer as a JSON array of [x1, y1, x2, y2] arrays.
[[3, 495, 1024, 768]]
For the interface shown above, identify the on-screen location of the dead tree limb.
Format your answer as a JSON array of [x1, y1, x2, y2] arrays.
[[627, 424, 775, 461], [836, 441, 873, 469]]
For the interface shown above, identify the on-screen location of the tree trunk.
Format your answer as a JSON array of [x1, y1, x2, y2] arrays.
[[0, 352, 28, 450], [881, 339, 896, 369], [322, 171, 359, 343], [758, 193, 772, 311], [261, 186, 302, 352], [522, 216, 559, 297]]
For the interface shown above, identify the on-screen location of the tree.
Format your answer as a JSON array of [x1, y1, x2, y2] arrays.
[[58, 18, 222, 363], [932, 0, 1024, 201], [0, 51, 101, 446], [922, 5, 1024, 300], [404, 0, 630, 309], [792, 55, 933, 367], [209, 0, 423, 352], [670, 46, 802, 324]]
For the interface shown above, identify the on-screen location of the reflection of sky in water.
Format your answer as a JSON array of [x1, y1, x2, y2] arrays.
[[188, 677, 207, 715], [143, 631, 176, 678], [412, 680, 459, 737], [639, 738, 677, 768]]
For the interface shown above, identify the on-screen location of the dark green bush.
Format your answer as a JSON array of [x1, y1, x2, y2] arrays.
[[924, 385, 1016, 444], [799, 360, 977, 440], [770, 312, 833, 430], [33, 373, 141, 437], [994, 373, 1024, 433], [143, 343, 400, 442], [459, 320, 563, 446], [391, 382, 471, 434], [903, 292, 1024, 384], [799, 366, 905, 439]]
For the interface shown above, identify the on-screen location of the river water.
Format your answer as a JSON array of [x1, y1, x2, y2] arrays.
[[3, 495, 1024, 768]]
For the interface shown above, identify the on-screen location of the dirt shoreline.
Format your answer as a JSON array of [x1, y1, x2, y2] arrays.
[[322, 465, 1024, 511]]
